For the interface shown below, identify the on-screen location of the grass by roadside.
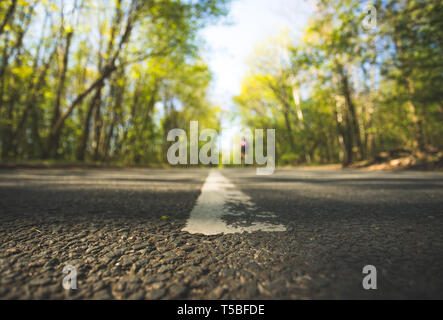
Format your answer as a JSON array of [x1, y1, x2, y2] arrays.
[[0, 160, 168, 170], [1, 149, 442, 171]]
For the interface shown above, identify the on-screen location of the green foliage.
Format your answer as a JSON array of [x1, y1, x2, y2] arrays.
[[0, 0, 230, 163], [234, 0, 443, 166]]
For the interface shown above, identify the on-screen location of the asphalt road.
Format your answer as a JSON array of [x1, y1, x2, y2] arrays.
[[0, 168, 442, 300]]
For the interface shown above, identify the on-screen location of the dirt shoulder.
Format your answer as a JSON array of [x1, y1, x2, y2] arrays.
[[351, 149, 443, 171], [282, 150, 443, 172]]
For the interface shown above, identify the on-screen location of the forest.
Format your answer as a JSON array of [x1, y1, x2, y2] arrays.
[[0, 0, 442, 167], [235, 0, 442, 167], [0, 0, 227, 165]]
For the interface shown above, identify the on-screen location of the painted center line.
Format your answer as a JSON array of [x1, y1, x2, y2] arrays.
[[182, 169, 286, 235]]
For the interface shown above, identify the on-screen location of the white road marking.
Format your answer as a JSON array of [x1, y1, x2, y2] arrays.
[[182, 170, 286, 235]]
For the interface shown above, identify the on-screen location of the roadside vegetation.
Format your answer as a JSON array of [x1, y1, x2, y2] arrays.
[[235, 0, 442, 168], [0, 0, 441, 169]]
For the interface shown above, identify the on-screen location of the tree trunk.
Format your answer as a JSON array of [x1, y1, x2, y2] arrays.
[[76, 87, 102, 161], [0, 0, 17, 36], [337, 63, 362, 161], [406, 78, 425, 152], [45, 31, 73, 159]]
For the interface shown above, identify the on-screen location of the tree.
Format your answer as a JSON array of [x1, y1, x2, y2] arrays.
[[0, 0, 230, 163]]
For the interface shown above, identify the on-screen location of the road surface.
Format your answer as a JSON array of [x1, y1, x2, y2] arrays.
[[0, 168, 442, 299]]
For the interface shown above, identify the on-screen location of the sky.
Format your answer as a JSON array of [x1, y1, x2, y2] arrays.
[[198, 0, 315, 148], [200, 0, 315, 117]]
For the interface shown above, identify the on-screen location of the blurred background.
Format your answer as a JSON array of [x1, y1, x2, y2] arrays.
[[0, 0, 441, 168]]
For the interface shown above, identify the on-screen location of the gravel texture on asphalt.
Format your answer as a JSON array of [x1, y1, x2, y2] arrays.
[[0, 168, 442, 299]]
